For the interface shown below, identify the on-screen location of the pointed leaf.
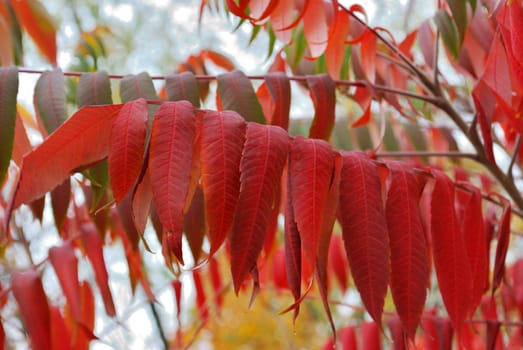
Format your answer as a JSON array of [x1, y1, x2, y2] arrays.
[[77, 71, 112, 107], [230, 122, 289, 293], [325, 10, 351, 78], [217, 70, 265, 124], [119, 72, 158, 102], [11, 270, 51, 350], [51, 179, 70, 232], [303, 0, 328, 58], [49, 241, 81, 322], [460, 184, 488, 311], [492, 195, 511, 294], [200, 49, 236, 71], [108, 98, 148, 203], [360, 29, 376, 83], [434, 9, 459, 58], [11, 112, 32, 166], [165, 71, 200, 107], [49, 305, 72, 350], [430, 169, 472, 332], [131, 164, 153, 236], [117, 191, 140, 249], [290, 136, 336, 270], [149, 101, 196, 264], [12, 104, 123, 208], [307, 74, 336, 141], [183, 186, 206, 263], [0, 66, 18, 183], [193, 269, 209, 319], [80, 222, 116, 317], [34, 68, 66, 133], [386, 161, 429, 340], [338, 151, 389, 323], [10, 0, 56, 64], [200, 110, 246, 256], [264, 72, 291, 130]]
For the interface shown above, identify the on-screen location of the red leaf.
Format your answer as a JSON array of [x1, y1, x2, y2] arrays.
[[360, 29, 376, 83], [12, 104, 123, 208], [117, 191, 141, 249], [328, 234, 349, 292], [338, 151, 389, 324], [11, 112, 33, 166], [49, 241, 81, 322], [108, 99, 148, 203], [472, 81, 495, 163], [430, 169, 472, 332], [339, 325, 357, 350], [386, 161, 429, 340], [230, 122, 289, 293], [183, 186, 206, 263], [307, 74, 336, 141], [491, 195, 512, 294], [200, 110, 246, 256], [272, 247, 289, 290], [325, 9, 350, 78], [165, 71, 201, 107], [80, 222, 116, 317], [216, 70, 265, 124], [269, 0, 295, 44], [290, 136, 336, 271], [250, 0, 279, 21], [0, 66, 18, 183], [11, 270, 51, 350], [10, 0, 57, 65], [130, 164, 152, 236], [49, 306, 72, 350], [193, 269, 209, 320], [77, 71, 112, 107], [284, 162, 302, 320], [263, 73, 291, 130], [361, 321, 381, 350], [149, 101, 196, 265], [460, 184, 489, 311], [172, 279, 182, 327], [51, 179, 70, 232], [34, 68, 66, 134], [209, 256, 224, 307], [481, 34, 512, 106], [303, 0, 328, 58]]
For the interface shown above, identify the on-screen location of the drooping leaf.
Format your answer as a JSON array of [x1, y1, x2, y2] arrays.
[[183, 186, 206, 263], [193, 269, 209, 320], [80, 222, 116, 317], [361, 321, 382, 350], [328, 234, 349, 292], [200, 110, 246, 256], [360, 29, 376, 83], [284, 162, 302, 321], [34, 68, 66, 134], [49, 241, 81, 322], [131, 162, 153, 236], [290, 136, 336, 270], [12, 104, 123, 208], [269, 0, 295, 44], [108, 98, 148, 203], [77, 71, 112, 107], [216, 70, 265, 124], [325, 9, 350, 79], [0, 66, 18, 183], [386, 161, 429, 340], [230, 122, 289, 293], [119, 72, 158, 102], [49, 305, 72, 350], [50, 179, 70, 232], [11, 269, 51, 350], [11, 112, 32, 166], [491, 195, 512, 294], [263, 72, 291, 130], [338, 151, 389, 324], [307, 74, 336, 141], [460, 184, 488, 312], [117, 191, 141, 249], [447, 0, 467, 45], [200, 49, 236, 71], [9, 0, 57, 65], [303, 0, 328, 58], [165, 71, 200, 107], [430, 169, 472, 332], [149, 101, 196, 265]]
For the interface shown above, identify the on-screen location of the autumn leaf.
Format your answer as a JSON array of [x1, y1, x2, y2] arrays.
[[230, 122, 289, 293], [120, 72, 158, 102], [34, 68, 66, 134], [149, 101, 196, 264], [307, 74, 336, 141], [77, 71, 112, 107], [165, 71, 201, 107], [12, 104, 123, 208], [108, 98, 148, 203], [338, 151, 389, 324]]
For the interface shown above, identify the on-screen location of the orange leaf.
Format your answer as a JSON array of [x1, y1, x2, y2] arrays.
[[325, 9, 350, 78], [303, 0, 328, 58], [10, 0, 57, 65]]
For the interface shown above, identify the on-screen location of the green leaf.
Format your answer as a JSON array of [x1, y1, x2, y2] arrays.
[[34, 68, 66, 134], [447, 0, 467, 45], [0, 66, 18, 183], [434, 9, 459, 59]]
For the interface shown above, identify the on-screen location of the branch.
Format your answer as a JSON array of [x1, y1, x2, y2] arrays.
[[376, 150, 479, 161]]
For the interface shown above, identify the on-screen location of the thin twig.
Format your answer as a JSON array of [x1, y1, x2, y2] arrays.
[[376, 150, 478, 161], [507, 135, 521, 180]]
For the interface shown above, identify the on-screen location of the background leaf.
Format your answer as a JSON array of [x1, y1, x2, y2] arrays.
[[77, 71, 112, 107], [307, 74, 336, 140], [34, 68, 66, 133], [0, 66, 18, 183], [165, 71, 200, 107]]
